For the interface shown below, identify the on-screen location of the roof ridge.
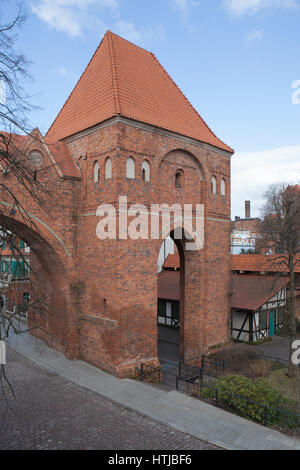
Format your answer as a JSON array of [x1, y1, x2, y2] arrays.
[[150, 52, 233, 153], [109, 30, 154, 56], [45, 31, 233, 151], [107, 30, 121, 115], [46, 32, 110, 141]]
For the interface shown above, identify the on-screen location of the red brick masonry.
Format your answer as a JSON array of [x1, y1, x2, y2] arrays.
[[0, 31, 233, 376]]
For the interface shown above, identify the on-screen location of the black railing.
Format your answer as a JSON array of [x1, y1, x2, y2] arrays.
[[178, 362, 203, 382], [140, 364, 162, 383], [184, 354, 226, 377], [139, 356, 300, 431], [185, 373, 300, 429]]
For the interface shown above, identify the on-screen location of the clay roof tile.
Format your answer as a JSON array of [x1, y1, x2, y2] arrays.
[[46, 31, 233, 153]]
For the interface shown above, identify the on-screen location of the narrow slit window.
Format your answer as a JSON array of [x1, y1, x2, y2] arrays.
[[211, 176, 217, 194], [221, 178, 226, 196], [126, 157, 135, 179], [142, 160, 150, 182], [175, 170, 184, 190], [105, 158, 112, 179], [94, 161, 99, 183]]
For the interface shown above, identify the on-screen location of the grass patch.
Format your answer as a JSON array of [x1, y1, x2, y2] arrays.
[[266, 368, 300, 407]]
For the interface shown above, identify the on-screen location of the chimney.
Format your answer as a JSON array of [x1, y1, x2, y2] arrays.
[[245, 201, 251, 219]]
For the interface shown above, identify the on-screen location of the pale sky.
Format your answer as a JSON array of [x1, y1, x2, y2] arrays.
[[2, 0, 300, 217]]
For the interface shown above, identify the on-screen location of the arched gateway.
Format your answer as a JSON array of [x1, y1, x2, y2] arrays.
[[0, 31, 234, 377]]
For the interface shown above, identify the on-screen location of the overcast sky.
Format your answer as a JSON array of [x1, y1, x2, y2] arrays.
[[2, 0, 300, 218]]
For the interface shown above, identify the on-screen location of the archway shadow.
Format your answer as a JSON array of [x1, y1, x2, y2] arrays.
[[0, 215, 71, 354], [157, 229, 187, 366]]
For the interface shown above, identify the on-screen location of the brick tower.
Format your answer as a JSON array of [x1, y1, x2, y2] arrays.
[[43, 31, 233, 376]]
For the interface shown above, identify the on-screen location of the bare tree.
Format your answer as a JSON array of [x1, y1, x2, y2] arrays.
[[261, 183, 300, 377], [0, 3, 57, 401]]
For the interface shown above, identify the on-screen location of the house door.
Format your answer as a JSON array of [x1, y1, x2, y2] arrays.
[[269, 311, 275, 337]]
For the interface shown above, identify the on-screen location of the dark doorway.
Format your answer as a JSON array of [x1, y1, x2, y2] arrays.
[[157, 237, 181, 364]]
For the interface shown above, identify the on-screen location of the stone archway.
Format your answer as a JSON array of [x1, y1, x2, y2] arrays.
[[156, 221, 206, 366], [0, 215, 77, 357]]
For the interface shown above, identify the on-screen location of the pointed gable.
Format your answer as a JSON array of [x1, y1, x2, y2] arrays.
[[46, 31, 233, 153]]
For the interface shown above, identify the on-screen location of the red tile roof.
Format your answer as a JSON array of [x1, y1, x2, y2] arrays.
[[0, 132, 28, 152], [44, 139, 80, 178], [232, 254, 300, 274], [0, 131, 80, 179], [164, 253, 180, 269], [231, 274, 288, 311], [158, 270, 180, 301], [46, 31, 233, 153]]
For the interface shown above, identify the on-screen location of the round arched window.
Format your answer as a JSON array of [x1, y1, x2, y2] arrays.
[[126, 157, 135, 179], [94, 161, 99, 183], [142, 160, 150, 182], [105, 158, 112, 180], [211, 176, 217, 194], [175, 170, 184, 190], [29, 150, 43, 168], [221, 178, 226, 196]]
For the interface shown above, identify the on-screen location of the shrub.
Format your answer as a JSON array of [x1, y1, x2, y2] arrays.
[[202, 387, 217, 401], [214, 375, 283, 424], [250, 359, 272, 377]]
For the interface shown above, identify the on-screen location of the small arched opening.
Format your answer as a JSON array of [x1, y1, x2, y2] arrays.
[[126, 157, 135, 179], [211, 176, 217, 194], [93, 161, 100, 183], [105, 158, 112, 180], [141, 160, 150, 182], [175, 170, 184, 190], [29, 150, 43, 168], [221, 178, 226, 196]]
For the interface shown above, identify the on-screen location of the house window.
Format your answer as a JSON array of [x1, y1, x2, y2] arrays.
[[105, 158, 112, 179], [93, 161, 99, 183], [126, 157, 135, 179], [175, 170, 184, 190], [23, 292, 30, 303], [141, 160, 150, 182], [1, 260, 9, 273], [221, 178, 226, 196], [211, 176, 217, 194]]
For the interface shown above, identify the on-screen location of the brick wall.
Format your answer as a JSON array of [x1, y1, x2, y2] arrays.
[[0, 120, 232, 377], [68, 119, 232, 376]]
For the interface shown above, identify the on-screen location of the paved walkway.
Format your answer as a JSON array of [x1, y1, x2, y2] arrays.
[[256, 335, 298, 361], [6, 331, 300, 450], [158, 326, 179, 363], [0, 348, 216, 450]]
